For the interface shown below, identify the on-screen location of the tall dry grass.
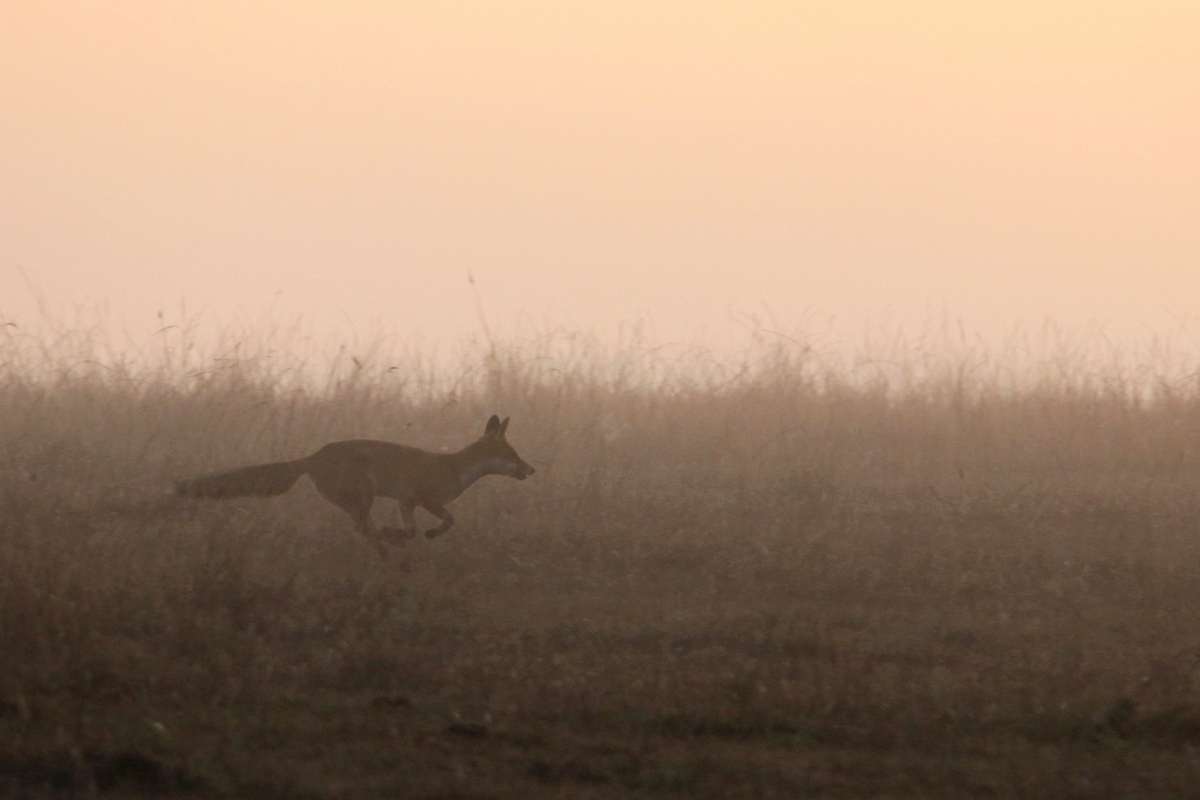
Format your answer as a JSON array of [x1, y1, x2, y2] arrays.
[[3, 315, 1200, 796]]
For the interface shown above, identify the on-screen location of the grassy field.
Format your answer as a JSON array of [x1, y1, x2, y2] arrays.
[[4, 322, 1200, 797]]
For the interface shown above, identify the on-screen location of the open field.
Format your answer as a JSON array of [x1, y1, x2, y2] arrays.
[[4, 325, 1200, 797]]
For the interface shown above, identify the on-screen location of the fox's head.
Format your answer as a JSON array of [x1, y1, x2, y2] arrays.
[[477, 414, 536, 480]]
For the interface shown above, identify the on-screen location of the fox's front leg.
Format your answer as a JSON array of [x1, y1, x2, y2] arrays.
[[423, 504, 455, 539], [381, 502, 418, 544]]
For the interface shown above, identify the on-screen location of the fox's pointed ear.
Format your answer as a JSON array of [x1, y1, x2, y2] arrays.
[[484, 414, 502, 437], [499, 417, 510, 437]]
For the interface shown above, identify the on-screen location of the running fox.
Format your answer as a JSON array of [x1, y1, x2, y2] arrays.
[[176, 415, 535, 556]]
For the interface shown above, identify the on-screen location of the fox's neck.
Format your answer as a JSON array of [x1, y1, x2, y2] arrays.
[[446, 443, 501, 493]]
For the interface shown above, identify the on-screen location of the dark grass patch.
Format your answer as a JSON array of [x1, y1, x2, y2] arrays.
[[446, 721, 490, 738], [1013, 702, 1200, 748], [649, 713, 806, 741], [0, 750, 206, 795]]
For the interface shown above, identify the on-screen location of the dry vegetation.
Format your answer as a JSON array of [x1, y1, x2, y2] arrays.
[[4, 319, 1200, 797]]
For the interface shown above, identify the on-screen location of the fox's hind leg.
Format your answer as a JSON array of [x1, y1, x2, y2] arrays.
[[309, 465, 388, 559]]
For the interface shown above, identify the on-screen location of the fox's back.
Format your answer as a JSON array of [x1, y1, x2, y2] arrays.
[[312, 439, 441, 473], [315, 438, 430, 458], [308, 439, 453, 498]]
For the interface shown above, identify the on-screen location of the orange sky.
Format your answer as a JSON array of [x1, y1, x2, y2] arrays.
[[2, 2, 1197, 355]]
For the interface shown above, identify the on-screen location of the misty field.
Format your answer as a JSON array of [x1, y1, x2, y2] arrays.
[[4, 322, 1200, 798]]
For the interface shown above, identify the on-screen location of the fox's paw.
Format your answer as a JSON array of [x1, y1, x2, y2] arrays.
[[380, 526, 417, 544]]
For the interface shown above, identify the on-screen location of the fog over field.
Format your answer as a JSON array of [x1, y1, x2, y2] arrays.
[[4, 1, 1198, 353], [3, 2, 1200, 797]]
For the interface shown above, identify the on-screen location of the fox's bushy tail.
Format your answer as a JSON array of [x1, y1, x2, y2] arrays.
[[175, 458, 309, 499]]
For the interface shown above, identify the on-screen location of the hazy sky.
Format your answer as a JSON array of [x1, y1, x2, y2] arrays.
[[3, 2, 1197, 354]]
